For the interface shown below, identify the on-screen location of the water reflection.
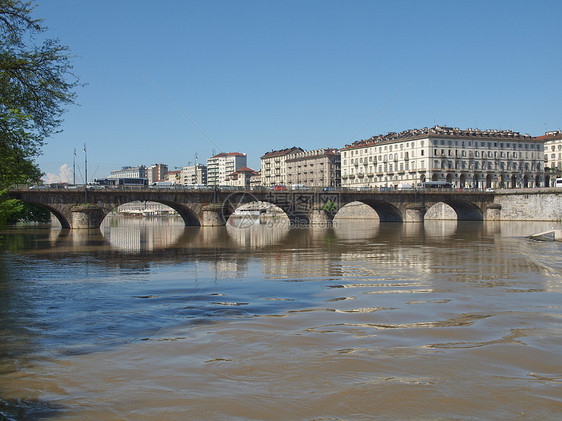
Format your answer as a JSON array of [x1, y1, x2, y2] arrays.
[[101, 215, 186, 252], [226, 221, 290, 249]]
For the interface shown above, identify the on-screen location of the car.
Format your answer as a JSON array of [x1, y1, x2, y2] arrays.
[[273, 185, 287, 191]]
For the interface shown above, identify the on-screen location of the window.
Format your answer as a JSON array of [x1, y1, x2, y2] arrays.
[[421, 150, 424, 156]]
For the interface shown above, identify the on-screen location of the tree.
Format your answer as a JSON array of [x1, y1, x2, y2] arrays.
[[0, 0, 78, 225]]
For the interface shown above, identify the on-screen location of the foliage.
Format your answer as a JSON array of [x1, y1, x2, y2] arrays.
[[321, 199, 338, 212], [0, 0, 78, 225]]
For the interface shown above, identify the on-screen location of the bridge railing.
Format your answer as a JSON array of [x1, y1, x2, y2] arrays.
[[12, 183, 555, 194]]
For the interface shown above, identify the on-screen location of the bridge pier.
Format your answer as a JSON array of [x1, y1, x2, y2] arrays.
[[309, 206, 334, 227], [201, 204, 226, 226], [71, 205, 106, 229], [404, 203, 426, 223], [484, 203, 502, 221]]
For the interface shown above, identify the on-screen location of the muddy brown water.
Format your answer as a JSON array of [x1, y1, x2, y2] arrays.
[[1, 217, 561, 420]]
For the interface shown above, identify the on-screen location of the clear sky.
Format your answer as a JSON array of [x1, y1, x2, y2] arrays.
[[34, 0, 562, 183]]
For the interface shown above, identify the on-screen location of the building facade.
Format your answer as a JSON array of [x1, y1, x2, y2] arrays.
[[207, 152, 247, 186], [541, 131, 562, 186], [181, 164, 207, 185], [147, 164, 168, 185], [109, 165, 147, 180], [224, 167, 257, 188], [260, 147, 304, 187], [341, 126, 545, 189], [285, 148, 341, 188], [165, 170, 181, 184], [250, 171, 261, 190]]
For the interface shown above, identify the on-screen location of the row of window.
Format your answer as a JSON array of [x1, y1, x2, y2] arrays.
[[343, 149, 538, 167], [343, 159, 541, 176], [343, 140, 542, 158]]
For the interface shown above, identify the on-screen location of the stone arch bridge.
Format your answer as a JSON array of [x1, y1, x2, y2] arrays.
[[6, 187, 498, 229]]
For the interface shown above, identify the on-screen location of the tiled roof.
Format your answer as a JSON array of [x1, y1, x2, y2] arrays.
[[261, 147, 304, 159]]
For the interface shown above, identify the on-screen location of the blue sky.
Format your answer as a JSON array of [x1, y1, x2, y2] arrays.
[[35, 0, 562, 183]]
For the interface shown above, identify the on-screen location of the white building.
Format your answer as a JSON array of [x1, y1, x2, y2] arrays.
[[260, 147, 304, 187], [181, 164, 207, 185], [109, 165, 147, 179], [540, 131, 562, 186], [341, 126, 545, 189], [207, 152, 247, 186]]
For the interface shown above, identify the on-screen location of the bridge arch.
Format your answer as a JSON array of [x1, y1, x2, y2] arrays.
[[425, 199, 483, 221], [7, 198, 73, 229], [338, 200, 402, 222], [221, 192, 311, 227], [46, 206, 72, 229], [104, 200, 201, 226]]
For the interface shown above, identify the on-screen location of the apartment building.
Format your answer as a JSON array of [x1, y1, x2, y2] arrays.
[[250, 171, 261, 190], [341, 126, 545, 189], [181, 164, 207, 185], [165, 170, 181, 184], [224, 167, 257, 189], [285, 148, 341, 188], [147, 164, 168, 185], [207, 152, 247, 186], [260, 147, 304, 187]]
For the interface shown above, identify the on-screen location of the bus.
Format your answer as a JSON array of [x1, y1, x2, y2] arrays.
[[417, 181, 453, 189]]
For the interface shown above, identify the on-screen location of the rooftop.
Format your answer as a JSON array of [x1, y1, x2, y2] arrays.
[[210, 152, 246, 159], [342, 125, 535, 150], [261, 146, 304, 159]]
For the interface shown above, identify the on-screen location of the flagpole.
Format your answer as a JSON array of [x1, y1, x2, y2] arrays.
[[73, 148, 76, 185], [84, 143, 88, 205]]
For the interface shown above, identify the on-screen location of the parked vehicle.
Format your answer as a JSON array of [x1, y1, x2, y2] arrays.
[[555, 178, 562, 188]]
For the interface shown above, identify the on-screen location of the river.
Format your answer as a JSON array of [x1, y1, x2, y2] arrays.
[[1, 216, 561, 420]]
